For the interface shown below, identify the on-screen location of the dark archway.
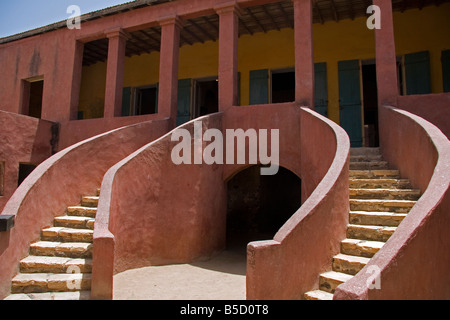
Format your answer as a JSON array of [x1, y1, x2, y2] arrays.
[[226, 165, 302, 252]]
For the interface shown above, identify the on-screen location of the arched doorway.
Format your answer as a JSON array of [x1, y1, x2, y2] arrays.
[[226, 165, 302, 253]]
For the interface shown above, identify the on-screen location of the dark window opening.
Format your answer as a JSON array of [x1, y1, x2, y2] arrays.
[[362, 63, 379, 147], [18, 163, 37, 187], [226, 165, 302, 253], [194, 79, 218, 118], [135, 86, 158, 115], [271, 71, 295, 103], [22, 79, 44, 118]]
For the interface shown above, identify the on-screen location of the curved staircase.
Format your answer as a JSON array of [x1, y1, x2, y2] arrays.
[[304, 148, 421, 300], [4, 190, 99, 300]]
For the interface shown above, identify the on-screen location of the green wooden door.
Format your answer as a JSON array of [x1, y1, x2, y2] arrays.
[[122, 87, 132, 117], [177, 79, 191, 126], [314, 62, 328, 117], [249, 69, 269, 105], [404, 51, 431, 95], [339, 60, 363, 147]]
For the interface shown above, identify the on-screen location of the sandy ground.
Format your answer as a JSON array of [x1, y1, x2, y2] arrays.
[[113, 249, 247, 300]]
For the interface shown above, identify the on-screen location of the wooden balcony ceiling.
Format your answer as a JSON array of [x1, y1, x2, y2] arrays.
[[82, 0, 449, 66]]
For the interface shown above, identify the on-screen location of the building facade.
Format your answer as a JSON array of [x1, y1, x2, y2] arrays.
[[0, 0, 449, 300]]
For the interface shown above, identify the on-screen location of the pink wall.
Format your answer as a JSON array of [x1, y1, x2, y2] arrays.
[[58, 114, 164, 150], [246, 107, 350, 299], [93, 113, 227, 299], [334, 105, 450, 299], [397, 93, 450, 139], [0, 119, 169, 299], [92, 104, 350, 300], [0, 111, 54, 211]]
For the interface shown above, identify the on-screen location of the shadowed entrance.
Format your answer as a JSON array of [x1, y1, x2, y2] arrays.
[[226, 165, 302, 253]]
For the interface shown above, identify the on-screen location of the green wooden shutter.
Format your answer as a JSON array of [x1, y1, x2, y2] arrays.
[[122, 87, 131, 117], [314, 62, 328, 117], [338, 60, 363, 148], [405, 51, 431, 95], [177, 79, 191, 126], [249, 69, 269, 105], [442, 50, 450, 93]]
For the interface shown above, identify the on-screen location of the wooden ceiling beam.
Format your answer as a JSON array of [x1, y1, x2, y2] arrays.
[[261, 5, 280, 31], [188, 19, 216, 41], [330, 0, 339, 22], [277, 2, 293, 29], [314, 0, 324, 24], [246, 8, 267, 33]]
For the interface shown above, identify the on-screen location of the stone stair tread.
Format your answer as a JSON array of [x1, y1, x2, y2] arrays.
[[349, 188, 421, 200], [350, 155, 383, 162], [349, 170, 400, 179], [334, 253, 371, 264], [81, 196, 99, 208], [349, 211, 407, 226], [54, 215, 95, 229], [320, 271, 354, 282], [349, 161, 389, 170], [350, 199, 416, 206], [304, 290, 334, 300], [4, 291, 91, 300], [332, 253, 370, 275], [19, 255, 92, 273], [12, 273, 92, 293], [42, 226, 93, 242], [350, 148, 380, 156], [350, 199, 416, 213], [66, 206, 97, 217], [347, 224, 397, 242], [341, 238, 385, 257], [30, 241, 92, 258], [349, 178, 412, 189]]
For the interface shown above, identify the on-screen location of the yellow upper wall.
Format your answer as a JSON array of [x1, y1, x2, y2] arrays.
[[79, 3, 450, 122]]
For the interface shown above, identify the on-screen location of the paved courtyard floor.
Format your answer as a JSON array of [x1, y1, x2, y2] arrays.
[[113, 248, 247, 300]]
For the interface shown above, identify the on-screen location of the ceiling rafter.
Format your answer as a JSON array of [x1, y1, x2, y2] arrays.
[[187, 19, 216, 42]]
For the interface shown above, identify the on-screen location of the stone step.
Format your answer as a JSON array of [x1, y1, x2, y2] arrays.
[[319, 271, 353, 293], [304, 290, 334, 300], [30, 241, 92, 258], [349, 178, 413, 189], [349, 188, 421, 201], [11, 273, 91, 294], [41, 227, 93, 243], [350, 199, 416, 213], [80, 196, 99, 208], [349, 170, 400, 179], [332, 253, 370, 276], [349, 211, 407, 227], [349, 161, 389, 170], [340, 238, 385, 258], [54, 216, 95, 230], [347, 224, 396, 242], [66, 206, 97, 218], [350, 148, 380, 156], [350, 155, 383, 162], [4, 291, 91, 300], [19, 256, 92, 273]]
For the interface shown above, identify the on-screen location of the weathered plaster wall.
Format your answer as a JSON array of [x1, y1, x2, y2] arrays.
[[0, 111, 54, 211], [246, 107, 350, 299], [0, 119, 169, 300]]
